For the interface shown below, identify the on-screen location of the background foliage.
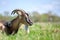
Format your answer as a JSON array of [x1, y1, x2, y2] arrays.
[[0, 11, 60, 40], [0, 11, 60, 22]]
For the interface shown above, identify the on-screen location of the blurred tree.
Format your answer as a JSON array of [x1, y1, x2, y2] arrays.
[[47, 11, 53, 22], [40, 13, 48, 22], [0, 14, 3, 20], [3, 11, 13, 21], [4, 11, 9, 16], [0, 11, 60, 22], [31, 11, 41, 22], [30, 11, 60, 22]]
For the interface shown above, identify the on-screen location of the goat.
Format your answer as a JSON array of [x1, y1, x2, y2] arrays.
[[0, 9, 33, 35]]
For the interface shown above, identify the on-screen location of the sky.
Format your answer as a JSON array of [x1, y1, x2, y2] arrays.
[[0, 0, 60, 16]]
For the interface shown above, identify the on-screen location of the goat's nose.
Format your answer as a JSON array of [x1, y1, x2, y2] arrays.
[[30, 22, 33, 26]]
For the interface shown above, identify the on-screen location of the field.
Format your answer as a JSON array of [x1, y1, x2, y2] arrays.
[[0, 22, 60, 40]]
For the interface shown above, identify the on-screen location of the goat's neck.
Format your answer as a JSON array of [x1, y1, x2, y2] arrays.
[[11, 16, 21, 29]]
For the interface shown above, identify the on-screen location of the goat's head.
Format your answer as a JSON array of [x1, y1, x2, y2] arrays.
[[11, 9, 33, 26], [23, 13, 33, 26]]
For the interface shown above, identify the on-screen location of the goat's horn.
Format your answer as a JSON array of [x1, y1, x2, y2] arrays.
[[11, 9, 26, 15], [11, 10, 17, 15]]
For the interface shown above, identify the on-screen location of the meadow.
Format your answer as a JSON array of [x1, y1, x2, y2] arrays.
[[0, 22, 60, 40]]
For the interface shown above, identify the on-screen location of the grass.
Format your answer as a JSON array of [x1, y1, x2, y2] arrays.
[[0, 22, 60, 40]]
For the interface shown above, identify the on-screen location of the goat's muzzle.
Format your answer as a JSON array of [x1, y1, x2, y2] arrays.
[[25, 18, 33, 26]]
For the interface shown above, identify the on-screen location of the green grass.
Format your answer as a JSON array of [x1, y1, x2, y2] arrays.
[[0, 23, 60, 40]]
